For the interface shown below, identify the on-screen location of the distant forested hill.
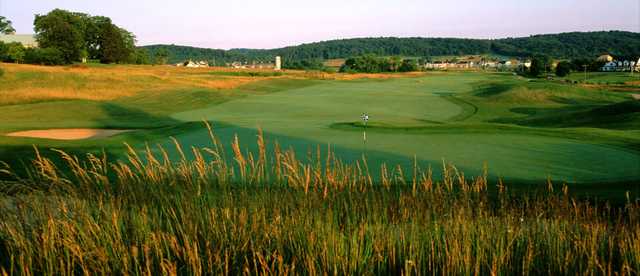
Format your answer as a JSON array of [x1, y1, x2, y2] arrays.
[[141, 31, 640, 64]]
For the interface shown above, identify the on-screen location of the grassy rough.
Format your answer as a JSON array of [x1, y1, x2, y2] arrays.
[[0, 127, 638, 275]]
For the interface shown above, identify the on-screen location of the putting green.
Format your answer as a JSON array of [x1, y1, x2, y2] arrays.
[[170, 75, 640, 183]]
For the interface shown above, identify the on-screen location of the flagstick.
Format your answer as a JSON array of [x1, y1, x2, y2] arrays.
[[362, 113, 369, 156]]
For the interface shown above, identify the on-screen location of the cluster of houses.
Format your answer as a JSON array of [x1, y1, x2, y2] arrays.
[[421, 54, 640, 73], [598, 55, 640, 72], [227, 56, 282, 70], [175, 60, 209, 68], [177, 56, 282, 70], [227, 61, 276, 69], [423, 57, 531, 70]]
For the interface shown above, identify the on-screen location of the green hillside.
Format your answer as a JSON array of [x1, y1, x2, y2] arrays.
[[142, 31, 640, 64]]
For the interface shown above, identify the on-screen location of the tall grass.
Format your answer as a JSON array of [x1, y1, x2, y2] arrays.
[[0, 64, 268, 105], [0, 122, 638, 275]]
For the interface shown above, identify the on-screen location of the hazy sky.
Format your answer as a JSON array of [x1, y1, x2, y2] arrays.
[[1, 0, 638, 49]]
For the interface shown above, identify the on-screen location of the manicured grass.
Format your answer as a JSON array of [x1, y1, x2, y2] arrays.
[[168, 73, 640, 184]]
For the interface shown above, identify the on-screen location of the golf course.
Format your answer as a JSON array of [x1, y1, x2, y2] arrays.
[[4, 2, 640, 273], [1, 63, 639, 189]]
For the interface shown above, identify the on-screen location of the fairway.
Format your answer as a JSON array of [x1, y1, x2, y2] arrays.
[[168, 73, 640, 183], [172, 77, 468, 126]]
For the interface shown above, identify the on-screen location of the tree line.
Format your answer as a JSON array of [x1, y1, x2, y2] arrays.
[[143, 45, 267, 66], [339, 55, 418, 73], [0, 10, 150, 65], [141, 31, 640, 66]]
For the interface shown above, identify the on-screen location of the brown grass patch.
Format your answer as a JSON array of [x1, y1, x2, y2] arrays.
[[580, 83, 640, 93], [0, 63, 274, 105]]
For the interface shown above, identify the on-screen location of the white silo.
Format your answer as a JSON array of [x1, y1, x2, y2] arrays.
[[275, 56, 282, 71]]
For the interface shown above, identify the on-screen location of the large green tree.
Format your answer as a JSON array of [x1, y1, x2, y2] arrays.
[[555, 61, 572, 77], [77, 14, 112, 60], [133, 48, 151, 64], [153, 48, 169, 65], [99, 24, 135, 63], [0, 16, 15, 34], [3, 42, 25, 63], [32, 9, 137, 64], [529, 55, 552, 77], [34, 9, 86, 63], [399, 59, 419, 72], [388, 56, 402, 72]]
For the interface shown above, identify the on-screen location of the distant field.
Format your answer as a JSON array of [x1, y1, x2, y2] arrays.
[[0, 63, 639, 196]]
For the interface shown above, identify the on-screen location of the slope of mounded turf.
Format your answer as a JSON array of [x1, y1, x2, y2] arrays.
[[498, 100, 640, 130]]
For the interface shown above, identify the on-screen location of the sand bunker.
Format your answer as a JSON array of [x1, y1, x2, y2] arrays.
[[5, 129, 134, 140]]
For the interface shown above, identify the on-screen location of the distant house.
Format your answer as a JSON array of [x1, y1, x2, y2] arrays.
[[0, 34, 38, 48], [180, 60, 209, 68], [600, 58, 639, 72], [481, 61, 498, 68], [228, 57, 279, 70], [499, 60, 512, 67], [424, 61, 448, 69], [454, 61, 471, 69], [601, 61, 618, 71], [230, 61, 246, 69], [424, 57, 525, 70]]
